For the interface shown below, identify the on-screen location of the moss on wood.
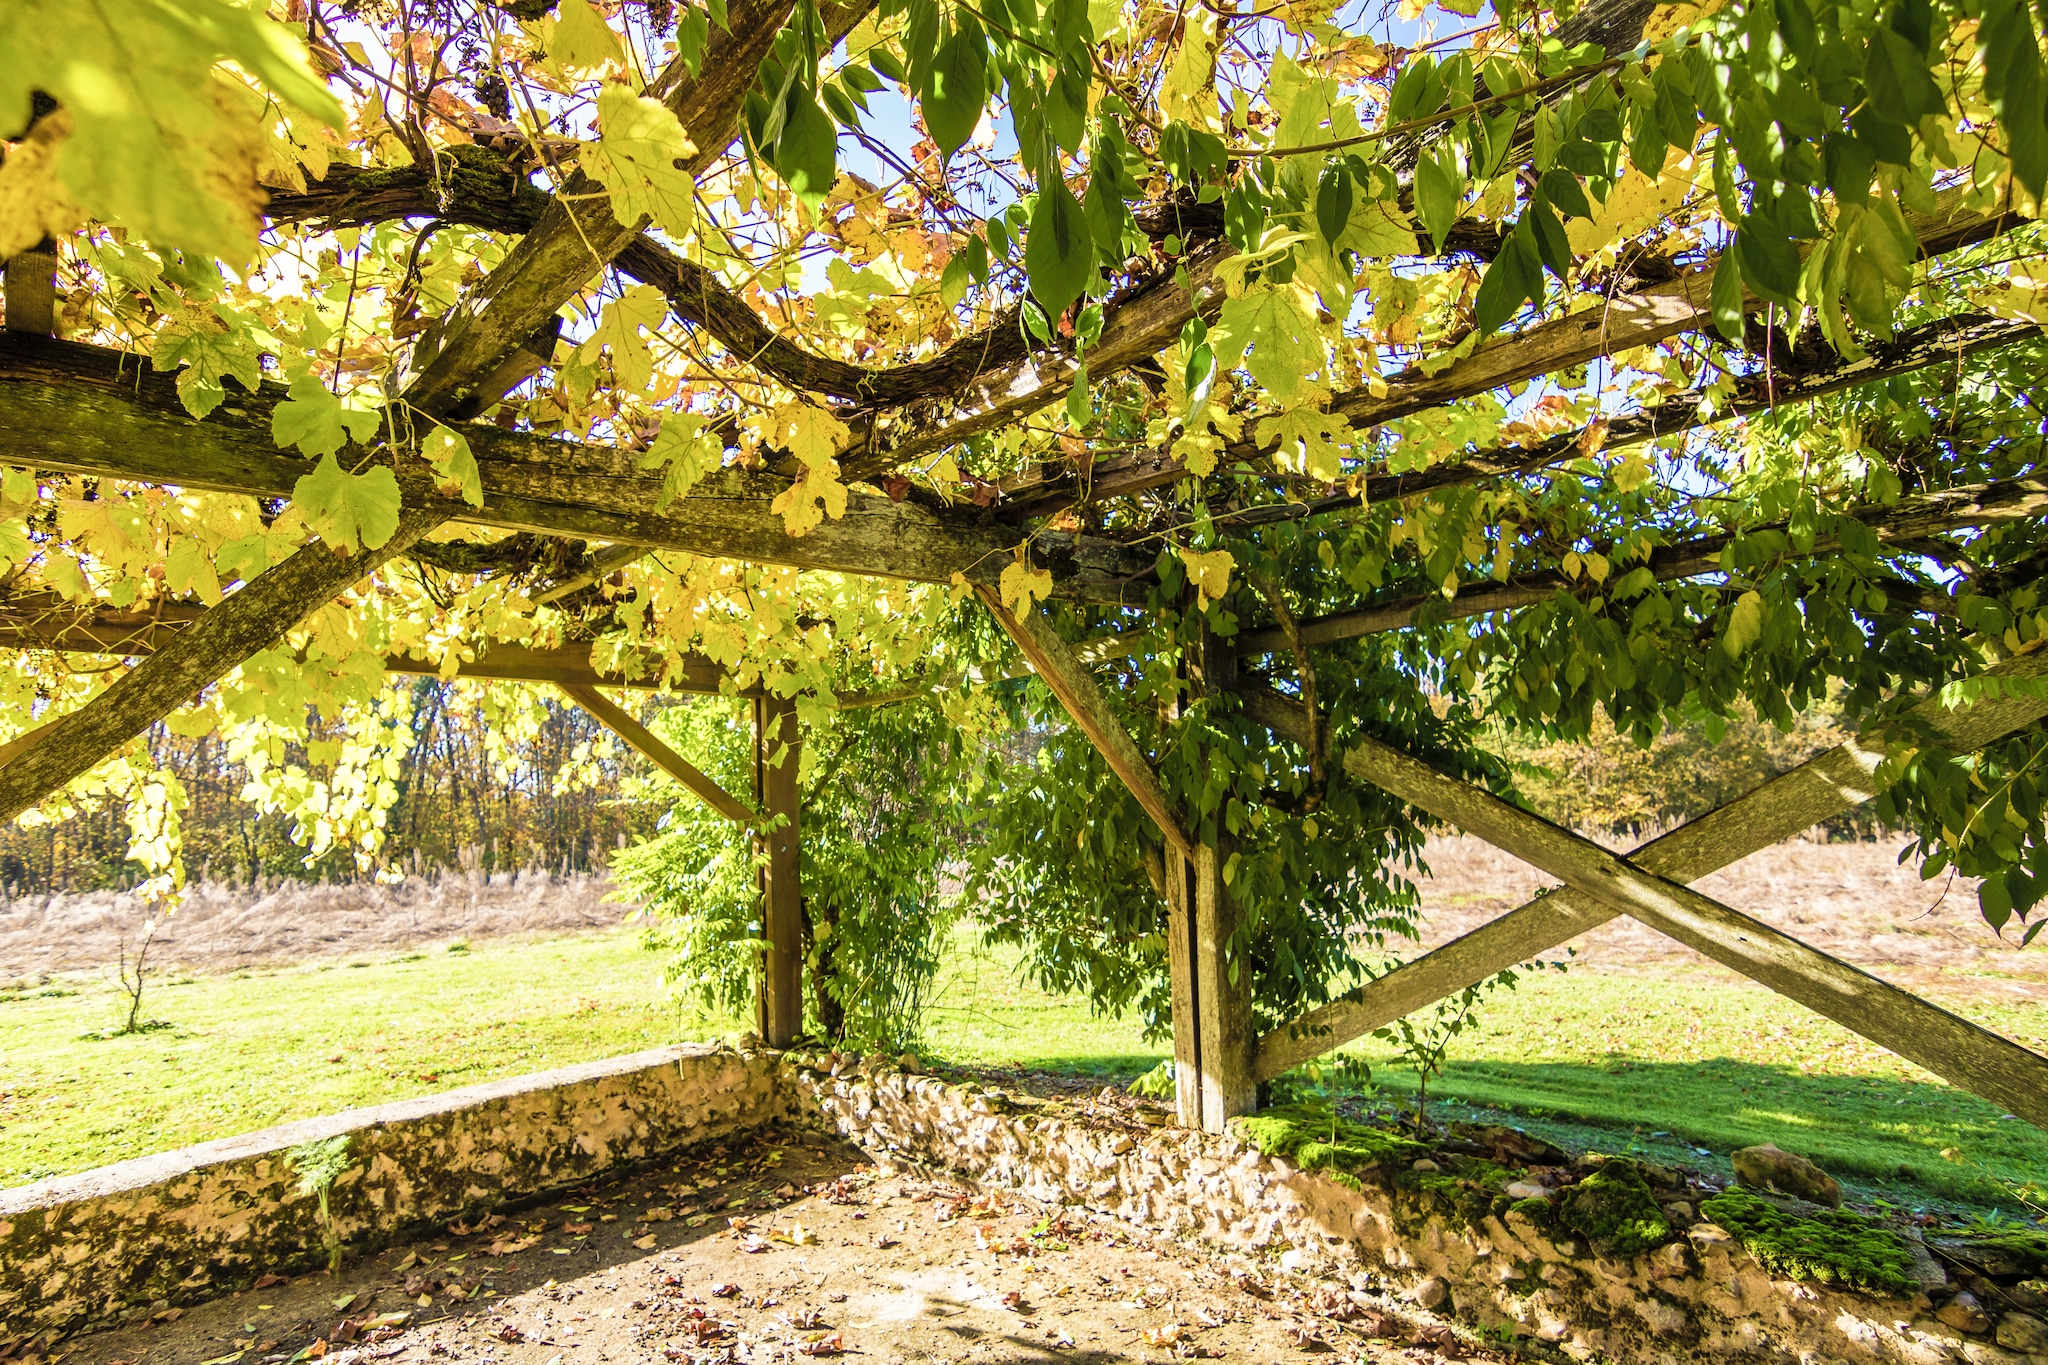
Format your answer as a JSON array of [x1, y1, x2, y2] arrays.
[[1700, 1188, 1919, 1297]]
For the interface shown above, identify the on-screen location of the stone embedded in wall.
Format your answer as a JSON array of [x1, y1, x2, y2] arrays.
[[0, 1044, 789, 1338]]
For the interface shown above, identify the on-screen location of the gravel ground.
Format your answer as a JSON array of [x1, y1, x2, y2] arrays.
[[49, 1126, 1481, 1365]]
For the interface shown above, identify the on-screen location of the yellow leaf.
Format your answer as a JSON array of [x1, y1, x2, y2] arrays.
[[1179, 547, 1235, 606], [998, 556, 1054, 613], [166, 537, 221, 604], [1257, 406, 1354, 483], [769, 458, 849, 538], [549, 0, 624, 72], [769, 400, 850, 467], [580, 283, 668, 394], [580, 85, 698, 237]]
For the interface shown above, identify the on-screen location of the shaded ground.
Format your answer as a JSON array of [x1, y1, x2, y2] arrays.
[[52, 1127, 1474, 1365]]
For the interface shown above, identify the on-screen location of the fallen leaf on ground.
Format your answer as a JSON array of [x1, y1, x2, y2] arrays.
[[799, 1332, 845, 1355], [632, 1234, 659, 1250], [251, 1273, 287, 1290], [711, 1283, 742, 1298]]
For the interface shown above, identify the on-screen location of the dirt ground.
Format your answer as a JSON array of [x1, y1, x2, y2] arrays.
[[5, 835, 2039, 1002], [1412, 835, 2048, 1003], [0, 872, 624, 985], [44, 1126, 1475, 1365]]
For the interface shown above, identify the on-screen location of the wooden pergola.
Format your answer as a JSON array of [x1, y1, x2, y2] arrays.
[[4, 0, 2048, 1136]]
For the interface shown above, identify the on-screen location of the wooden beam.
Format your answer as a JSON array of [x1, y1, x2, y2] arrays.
[[754, 694, 804, 1047], [975, 585, 1191, 856], [1164, 844, 1204, 1127], [0, 506, 446, 823], [0, 334, 1151, 602], [557, 682, 754, 825], [1252, 651, 2048, 1079], [1337, 730, 2048, 1129], [4, 241, 57, 337]]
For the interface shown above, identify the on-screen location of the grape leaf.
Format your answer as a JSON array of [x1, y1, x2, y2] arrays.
[[1179, 547, 1235, 606], [423, 427, 483, 506], [581, 84, 699, 237], [999, 554, 1054, 612], [766, 402, 851, 536], [293, 454, 403, 556], [550, 0, 624, 72], [271, 374, 381, 459], [1215, 282, 1322, 400], [153, 307, 264, 418], [640, 413, 723, 511], [0, 0, 341, 265]]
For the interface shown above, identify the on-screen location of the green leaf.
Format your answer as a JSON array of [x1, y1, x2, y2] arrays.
[[776, 91, 838, 212], [1981, 0, 2048, 202], [1315, 162, 1353, 246], [1047, 65, 1089, 157], [580, 83, 698, 236], [152, 307, 264, 418], [422, 426, 482, 506], [271, 374, 381, 459], [1214, 282, 1322, 401], [925, 20, 988, 162], [293, 454, 402, 557], [1734, 219, 1801, 304], [1472, 221, 1540, 335], [1723, 589, 1764, 656], [1024, 179, 1095, 318], [1537, 168, 1591, 220], [1861, 28, 1947, 125], [1527, 198, 1571, 279], [1414, 150, 1460, 254], [0, 0, 340, 264], [1709, 246, 1746, 343], [639, 413, 723, 511]]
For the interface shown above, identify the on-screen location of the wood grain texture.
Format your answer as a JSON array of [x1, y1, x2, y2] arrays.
[[0, 507, 446, 823], [754, 694, 805, 1048], [0, 334, 1152, 601], [1252, 651, 2048, 1079], [559, 682, 755, 824], [1331, 730, 2048, 1128]]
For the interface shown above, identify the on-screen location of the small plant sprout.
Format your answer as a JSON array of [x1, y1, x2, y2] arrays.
[[289, 1134, 354, 1271]]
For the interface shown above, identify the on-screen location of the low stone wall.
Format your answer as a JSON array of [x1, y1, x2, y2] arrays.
[[789, 1054, 2048, 1365], [0, 1044, 785, 1337]]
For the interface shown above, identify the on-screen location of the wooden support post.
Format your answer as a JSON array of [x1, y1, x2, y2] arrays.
[[1164, 846, 1203, 1126], [1250, 649, 2048, 1079], [1187, 625, 1254, 1133], [1340, 732, 2048, 1130], [753, 694, 804, 1048], [556, 683, 754, 825], [0, 507, 446, 823], [4, 239, 57, 337]]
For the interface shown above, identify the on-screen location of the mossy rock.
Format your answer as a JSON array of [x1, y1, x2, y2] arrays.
[[1234, 1104, 1431, 1180], [1556, 1160, 1675, 1258], [1930, 1227, 2048, 1279], [1700, 1187, 1919, 1298]]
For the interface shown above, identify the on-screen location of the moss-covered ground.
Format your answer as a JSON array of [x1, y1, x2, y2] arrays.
[[3, 926, 2046, 1222]]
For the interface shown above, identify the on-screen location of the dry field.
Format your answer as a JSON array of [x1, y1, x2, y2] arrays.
[[0, 870, 631, 986], [1413, 834, 2047, 1003]]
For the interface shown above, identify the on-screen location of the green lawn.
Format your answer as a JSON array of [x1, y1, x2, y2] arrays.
[[2, 927, 2044, 1219]]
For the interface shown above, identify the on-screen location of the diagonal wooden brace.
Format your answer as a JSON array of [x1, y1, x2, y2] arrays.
[[1337, 728, 2048, 1130], [0, 507, 447, 824], [1251, 652, 2048, 1080], [556, 682, 754, 826], [975, 586, 1191, 857]]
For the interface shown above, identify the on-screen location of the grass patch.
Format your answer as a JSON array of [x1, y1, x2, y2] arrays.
[[1700, 1187, 1920, 1297]]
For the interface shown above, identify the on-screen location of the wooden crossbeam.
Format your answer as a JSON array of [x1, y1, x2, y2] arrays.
[[0, 506, 447, 822], [1250, 651, 2048, 1078], [1334, 723, 2048, 1129], [557, 682, 755, 825], [0, 334, 1151, 601], [974, 585, 1191, 856]]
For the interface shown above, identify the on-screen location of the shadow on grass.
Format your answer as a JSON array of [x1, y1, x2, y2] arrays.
[[1361, 1055, 2048, 1208]]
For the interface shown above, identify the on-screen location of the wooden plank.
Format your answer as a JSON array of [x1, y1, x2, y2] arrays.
[[0, 506, 446, 823], [1337, 731, 2048, 1129], [1165, 846, 1203, 1127], [557, 682, 755, 825], [4, 244, 57, 336], [754, 694, 805, 1047], [0, 334, 1153, 601], [974, 585, 1191, 856], [1252, 651, 2048, 1079]]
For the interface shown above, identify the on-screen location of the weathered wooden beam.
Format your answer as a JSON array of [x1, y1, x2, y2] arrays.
[[3, 241, 57, 337], [1336, 729, 2048, 1129], [558, 682, 755, 825], [0, 334, 1151, 601], [975, 585, 1192, 857], [1251, 651, 2048, 1079], [0, 506, 446, 822], [754, 694, 805, 1047]]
